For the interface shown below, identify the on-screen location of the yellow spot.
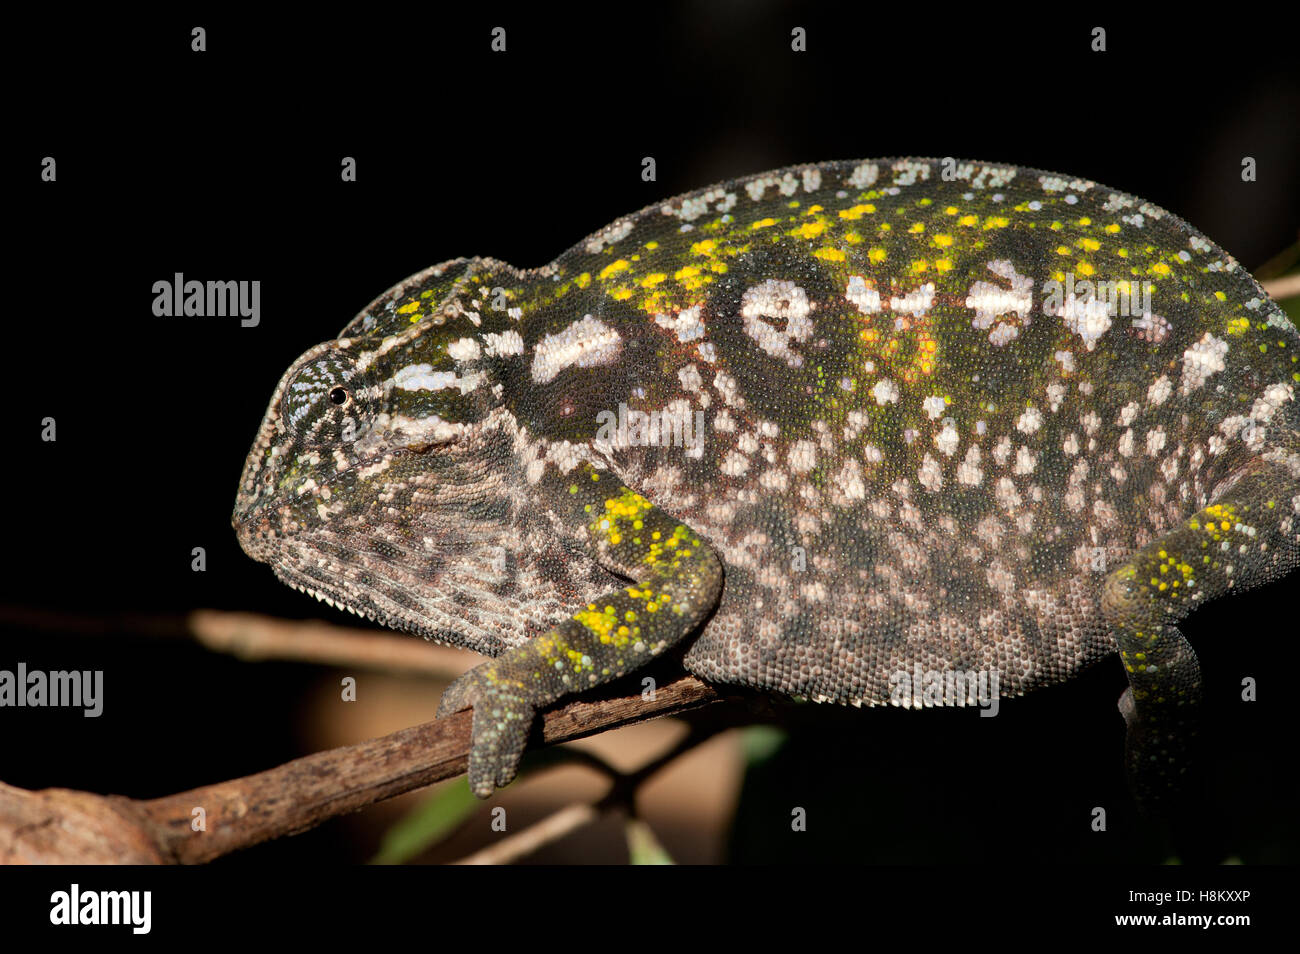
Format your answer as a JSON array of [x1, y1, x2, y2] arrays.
[[640, 273, 667, 288], [575, 272, 591, 288], [1149, 262, 1171, 276], [814, 247, 845, 261], [1214, 291, 1227, 301], [933, 234, 953, 248], [751, 218, 778, 230], [935, 258, 952, 272], [1078, 238, 1101, 251], [397, 301, 420, 315], [839, 203, 876, 220], [691, 239, 717, 256], [868, 247, 887, 263], [793, 221, 826, 239], [958, 214, 978, 227], [600, 259, 631, 280], [1077, 262, 1095, 276], [1105, 223, 1120, 233], [908, 222, 925, 233], [674, 265, 701, 280], [611, 286, 632, 301], [645, 240, 659, 249]]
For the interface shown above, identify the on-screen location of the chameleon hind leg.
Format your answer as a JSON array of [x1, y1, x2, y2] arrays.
[[1102, 456, 1300, 811], [437, 465, 723, 797]]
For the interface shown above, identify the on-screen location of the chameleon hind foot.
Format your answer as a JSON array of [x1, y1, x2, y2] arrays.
[[437, 669, 534, 797]]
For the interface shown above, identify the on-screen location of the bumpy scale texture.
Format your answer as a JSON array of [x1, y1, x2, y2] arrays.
[[234, 158, 1300, 799]]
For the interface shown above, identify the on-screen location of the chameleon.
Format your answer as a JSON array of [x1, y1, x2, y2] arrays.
[[233, 158, 1299, 802]]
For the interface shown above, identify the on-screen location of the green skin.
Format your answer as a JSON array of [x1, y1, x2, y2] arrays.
[[234, 158, 1299, 802]]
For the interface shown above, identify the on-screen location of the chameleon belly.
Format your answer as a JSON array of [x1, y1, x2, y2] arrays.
[[234, 158, 1299, 797]]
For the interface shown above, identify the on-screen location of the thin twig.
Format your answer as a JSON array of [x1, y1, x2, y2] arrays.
[[0, 674, 724, 864], [1261, 273, 1300, 300], [452, 803, 601, 865]]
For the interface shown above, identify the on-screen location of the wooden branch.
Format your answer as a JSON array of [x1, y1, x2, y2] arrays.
[[0, 674, 723, 864]]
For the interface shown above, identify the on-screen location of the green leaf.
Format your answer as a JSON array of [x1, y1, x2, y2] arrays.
[[370, 781, 479, 864]]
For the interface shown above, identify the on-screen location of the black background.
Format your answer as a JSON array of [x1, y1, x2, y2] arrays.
[[6, 3, 1299, 883]]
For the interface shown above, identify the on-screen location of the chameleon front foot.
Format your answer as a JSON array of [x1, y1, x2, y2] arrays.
[[438, 666, 536, 798]]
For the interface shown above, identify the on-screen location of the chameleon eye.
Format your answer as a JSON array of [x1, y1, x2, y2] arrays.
[[283, 350, 374, 447]]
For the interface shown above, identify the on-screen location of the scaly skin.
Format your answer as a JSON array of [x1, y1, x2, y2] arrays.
[[233, 158, 1299, 802]]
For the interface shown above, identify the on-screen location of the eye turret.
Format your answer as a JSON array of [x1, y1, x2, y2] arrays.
[[283, 350, 376, 447]]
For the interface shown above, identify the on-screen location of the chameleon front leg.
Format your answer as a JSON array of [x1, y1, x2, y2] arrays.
[[437, 465, 723, 797], [1101, 458, 1299, 811]]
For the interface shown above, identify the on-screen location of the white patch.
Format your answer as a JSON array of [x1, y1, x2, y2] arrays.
[[697, 341, 718, 364], [1063, 433, 1080, 456], [845, 275, 882, 315], [393, 363, 481, 394], [1180, 332, 1228, 393], [1046, 383, 1067, 412], [740, 280, 815, 367], [721, 450, 750, 477], [788, 440, 817, 474], [714, 408, 737, 433], [835, 458, 866, 499], [889, 283, 935, 317], [759, 468, 790, 492], [654, 305, 707, 342], [714, 371, 743, 406], [872, 379, 900, 405], [957, 445, 983, 487], [1118, 428, 1135, 458], [482, 329, 524, 357], [1054, 350, 1076, 373], [846, 162, 880, 190], [934, 422, 960, 457], [1016, 407, 1043, 435], [447, 337, 481, 362], [546, 440, 585, 474], [918, 453, 943, 492], [1147, 375, 1173, 406], [864, 444, 883, 463], [1013, 445, 1037, 475], [1251, 383, 1294, 422], [992, 435, 1012, 467], [585, 218, 635, 253], [1118, 401, 1140, 427], [921, 395, 947, 420], [530, 315, 623, 383], [1053, 293, 1113, 351], [737, 431, 760, 455], [1145, 426, 1167, 457], [995, 477, 1022, 510], [965, 260, 1033, 344], [678, 364, 703, 392]]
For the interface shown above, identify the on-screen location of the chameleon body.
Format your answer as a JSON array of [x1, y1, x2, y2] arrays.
[[233, 158, 1299, 800]]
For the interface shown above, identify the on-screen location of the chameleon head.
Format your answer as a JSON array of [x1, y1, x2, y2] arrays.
[[231, 258, 557, 653]]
